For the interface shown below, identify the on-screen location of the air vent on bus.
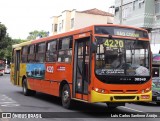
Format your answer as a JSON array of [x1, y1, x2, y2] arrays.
[[114, 96, 136, 100], [110, 90, 123, 93], [126, 90, 138, 94]]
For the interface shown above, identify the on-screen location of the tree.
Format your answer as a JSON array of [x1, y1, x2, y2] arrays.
[[27, 30, 49, 40], [0, 34, 12, 60], [0, 23, 28, 63], [0, 23, 7, 42], [0, 23, 10, 60], [0, 23, 7, 49]]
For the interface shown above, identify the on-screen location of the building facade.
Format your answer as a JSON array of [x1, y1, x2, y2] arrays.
[[51, 8, 114, 35], [115, 0, 160, 54]]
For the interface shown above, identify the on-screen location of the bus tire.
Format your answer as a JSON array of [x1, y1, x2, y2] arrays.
[[22, 79, 36, 96], [61, 84, 72, 109]]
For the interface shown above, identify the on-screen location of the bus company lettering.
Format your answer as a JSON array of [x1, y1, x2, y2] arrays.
[[57, 66, 66, 71], [46, 66, 54, 73]]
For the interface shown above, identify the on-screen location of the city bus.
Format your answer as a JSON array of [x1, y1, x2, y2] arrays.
[[152, 54, 160, 105], [11, 24, 152, 109]]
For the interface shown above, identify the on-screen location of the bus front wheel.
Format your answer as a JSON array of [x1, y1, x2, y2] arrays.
[[61, 84, 72, 109], [22, 79, 36, 96]]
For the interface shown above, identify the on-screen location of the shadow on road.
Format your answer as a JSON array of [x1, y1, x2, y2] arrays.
[[16, 91, 125, 118], [133, 102, 160, 107]]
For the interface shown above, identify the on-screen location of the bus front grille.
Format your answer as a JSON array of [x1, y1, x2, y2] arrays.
[[114, 96, 136, 100], [110, 90, 138, 94]]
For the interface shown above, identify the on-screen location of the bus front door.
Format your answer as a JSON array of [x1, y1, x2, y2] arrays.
[[14, 50, 21, 85], [73, 36, 90, 101]]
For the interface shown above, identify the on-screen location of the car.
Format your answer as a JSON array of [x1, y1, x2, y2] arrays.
[[152, 77, 160, 105]]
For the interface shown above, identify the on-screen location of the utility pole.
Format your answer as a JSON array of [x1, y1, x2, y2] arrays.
[[120, 0, 123, 24]]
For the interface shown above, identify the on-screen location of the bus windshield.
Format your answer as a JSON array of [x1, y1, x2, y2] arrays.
[[96, 37, 150, 76]]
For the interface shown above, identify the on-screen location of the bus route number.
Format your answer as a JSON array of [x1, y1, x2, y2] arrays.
[[104, 39, 124, 48]]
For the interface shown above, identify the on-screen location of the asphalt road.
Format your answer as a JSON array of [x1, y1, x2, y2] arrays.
[[0, 74, 160, 121]]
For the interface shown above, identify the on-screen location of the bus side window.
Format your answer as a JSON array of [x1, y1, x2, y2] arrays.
[[46, 40, 57, 62], [28, 45, 35, 62], [58, 37, 72, 63], [36, 43, 46, 63], [21, 46, 28, 63]]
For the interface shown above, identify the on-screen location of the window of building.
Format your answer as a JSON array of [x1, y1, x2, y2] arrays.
[[138, 0, 145, 9], [71, 18, 74, 29], [122, 5, 132, 19], [59, 23, 62, 32], [21, 46, 28, 63], [54, 24, 58, 32], [46, 40, 57, 62], [62, 20, 64, 29], [133, 1, 136, 10], [28, 45, 35, 62], [155, 2, 160, 14], [139, 2, 142, 8], [58, 37, 73, 63], [155, 1, 160, 21], [36, 43, 46, 62]]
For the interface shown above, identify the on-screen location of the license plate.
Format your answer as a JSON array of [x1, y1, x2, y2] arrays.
[[157, 96, 160, 100]]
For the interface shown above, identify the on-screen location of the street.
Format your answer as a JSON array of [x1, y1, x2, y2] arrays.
[[0, 74, 160, 121]]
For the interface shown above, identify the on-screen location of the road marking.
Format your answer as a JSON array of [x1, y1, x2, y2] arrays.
[[0, 94, 20, 107], [120, 106, 143, 112]]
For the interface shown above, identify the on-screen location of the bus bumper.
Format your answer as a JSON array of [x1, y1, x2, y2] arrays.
[[91, 90, 152, 103]]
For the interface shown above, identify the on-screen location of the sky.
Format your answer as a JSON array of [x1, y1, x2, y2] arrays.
[[0, 0, 115, 39]]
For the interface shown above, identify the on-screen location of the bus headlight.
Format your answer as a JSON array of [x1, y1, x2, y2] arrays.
[[93, 87, 106, 93], [141, 87, 151, 93]]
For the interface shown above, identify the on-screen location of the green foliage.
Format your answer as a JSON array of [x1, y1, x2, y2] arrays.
[[12, 39, 27, 44], [0, 35, 12, 60], [0, 23, 10, 60], [27, 30, 49, 40], [0, 23, 27, 62], [0, 23, 7, 41], [0, 22, 48, 63]]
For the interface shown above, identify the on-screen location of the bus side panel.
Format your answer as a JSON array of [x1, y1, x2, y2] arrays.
[[10, 63, 15, 84], [27, 78, 35, 90], [45, 63, 73, 97]]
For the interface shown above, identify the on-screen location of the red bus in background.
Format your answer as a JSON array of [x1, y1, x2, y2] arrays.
[[0, 60, 5, 76], [11, 24, 152, 109]]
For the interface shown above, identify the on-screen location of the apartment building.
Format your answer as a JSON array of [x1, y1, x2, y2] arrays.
[[115, 0, 160, 54], [51, 8, 114, 35]]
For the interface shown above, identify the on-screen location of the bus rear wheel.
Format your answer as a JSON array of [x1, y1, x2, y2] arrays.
[[61, 84, 72, 109], [22, 79, 36, 96]]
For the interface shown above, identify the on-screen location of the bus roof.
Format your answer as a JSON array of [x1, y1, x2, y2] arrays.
[[12, 40, 33, 49], [12, 24, 148, 48], [31, 24, 148, 44]]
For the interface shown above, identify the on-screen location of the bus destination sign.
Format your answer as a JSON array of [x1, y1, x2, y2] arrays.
[[95, 26, 148, 38]]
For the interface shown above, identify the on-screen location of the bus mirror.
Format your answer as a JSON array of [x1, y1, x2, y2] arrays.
[[91, 42, 97, 53]]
